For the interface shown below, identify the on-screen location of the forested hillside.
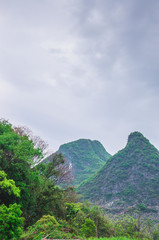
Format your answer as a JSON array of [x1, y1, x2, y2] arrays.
[[1, 120, 159, 240], [79, 132, 159, 209], [47, 139, 111, 185]]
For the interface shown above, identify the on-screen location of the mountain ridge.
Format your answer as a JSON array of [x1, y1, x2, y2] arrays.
[[78, 131, 159, 209]]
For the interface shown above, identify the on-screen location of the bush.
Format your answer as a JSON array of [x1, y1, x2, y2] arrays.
[[21, 215, 76, 240], [81, 218, 96, 238], [35, 214, 58, 226]]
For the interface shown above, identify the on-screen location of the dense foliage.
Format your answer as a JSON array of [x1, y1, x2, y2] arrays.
[[0, 168, 24, 239], [0, 120, 77, 237], [1, 120, 159, 240], [81, 218, 96, 237], [0, 203, 24, 239]]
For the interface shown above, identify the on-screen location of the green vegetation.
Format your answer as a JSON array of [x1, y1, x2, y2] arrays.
[[81, 218, 96, 237], [0, 169, 24, 239], [0, 120, 78, 238], [1, 120, 159, 240], [79, 131, 159, 209], [88, 238, 148, 240], [0, 170, 20, 204], [48, 138, 111, 185], [21, 215, 74, 240], [0, 203, 24, 240]]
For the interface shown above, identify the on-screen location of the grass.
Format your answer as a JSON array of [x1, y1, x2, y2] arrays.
[[88, 237, 148, 240]]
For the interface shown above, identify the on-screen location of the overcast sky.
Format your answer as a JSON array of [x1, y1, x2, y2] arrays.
[[0, 0, 159, 155]]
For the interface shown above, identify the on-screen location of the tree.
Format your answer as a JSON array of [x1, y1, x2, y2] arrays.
[[41, 153, 74, 185], [0, 170, 20, 205], [66, 202, 80, 221], [0, 203, 24, 240], [0, 170, 24, 239], [13, 125, 49, 164], [81, 218, 96, 238], [0, 120, 43, 223], [0, 119, 75, 227], [88, 205, 114, 237], [115, 215, 139, 237]]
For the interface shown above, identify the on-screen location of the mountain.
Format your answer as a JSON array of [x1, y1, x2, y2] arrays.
[[47, 139, 111, 186], [78, 132, 159, 209]]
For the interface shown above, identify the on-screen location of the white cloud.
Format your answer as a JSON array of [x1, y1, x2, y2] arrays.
[[0, 0, 159, 154]]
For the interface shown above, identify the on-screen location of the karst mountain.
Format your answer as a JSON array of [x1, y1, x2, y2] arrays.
[[46, 139, 111, 186], [79, 132, 159, 209]]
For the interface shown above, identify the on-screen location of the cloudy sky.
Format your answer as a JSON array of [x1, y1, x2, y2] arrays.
[[0, 0, 159, 155]]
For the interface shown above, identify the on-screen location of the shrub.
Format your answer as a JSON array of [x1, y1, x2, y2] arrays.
[[21, 215, 76, 240], [36, 214, 58, 226], [81, 218, 96, 237]]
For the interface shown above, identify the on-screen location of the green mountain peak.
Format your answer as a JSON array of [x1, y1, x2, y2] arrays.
[[47, 139, 111, 186], [127, 131, 150, 145], [78, 132, 159, 209]]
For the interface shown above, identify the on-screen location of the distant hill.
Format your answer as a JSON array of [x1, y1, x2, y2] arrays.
[[78, 132, 159, 209], [46, 139, 111, 186]]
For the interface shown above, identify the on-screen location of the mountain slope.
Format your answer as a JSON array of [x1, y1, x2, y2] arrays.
[[47, 139, 111, 186], [78, 132, 159, 208]]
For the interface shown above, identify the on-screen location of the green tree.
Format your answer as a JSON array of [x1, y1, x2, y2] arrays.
[[0, 170, 24, 239], [115, 215, 139, 237], [89, 205, 114, 237], [66, 202, 80, 221], [0, 170, 20, 205], [81, 218, 96, 238], [0, 203, 24, 240], [34, 178, 67, 221], [0, 120, 45, 224], [0, 120, 73, 226]]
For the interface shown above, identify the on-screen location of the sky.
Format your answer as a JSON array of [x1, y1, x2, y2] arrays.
[[0, 0, 159, 155]]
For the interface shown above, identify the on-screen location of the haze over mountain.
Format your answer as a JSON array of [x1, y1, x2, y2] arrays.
[[46, 139, 111, 186], [79, 132, 159, 209]]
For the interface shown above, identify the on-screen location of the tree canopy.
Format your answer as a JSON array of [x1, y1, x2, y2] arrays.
[[0, 119, 74, 226]]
